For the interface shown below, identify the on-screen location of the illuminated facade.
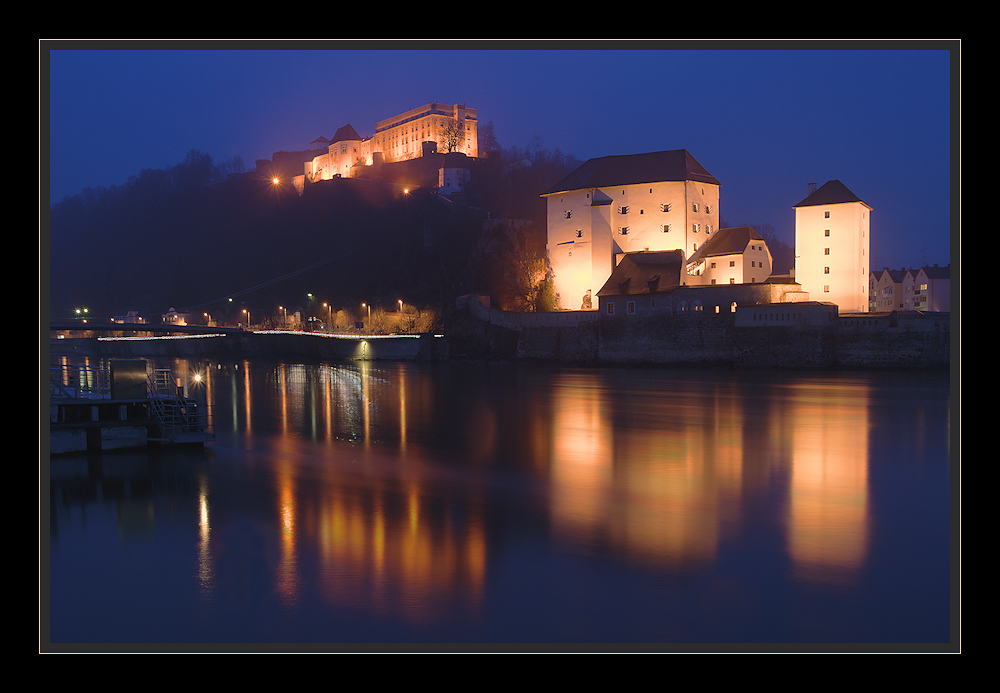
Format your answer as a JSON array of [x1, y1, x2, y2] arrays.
[[542, 150, 721, 310], [793, 181, 871, 314], [305, 103, 478, 184]]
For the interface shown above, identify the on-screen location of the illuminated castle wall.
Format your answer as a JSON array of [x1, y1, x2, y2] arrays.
[[542, 150, 722, 311], [544, 150, 871, 314], [304, 103, 478, 184], [793, 181, 871, 314]]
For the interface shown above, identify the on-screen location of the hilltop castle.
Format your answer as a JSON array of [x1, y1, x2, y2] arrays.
[[267, 103, 480, 194]]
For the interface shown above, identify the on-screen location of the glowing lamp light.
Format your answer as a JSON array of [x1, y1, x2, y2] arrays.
[[272, 176, 281, 185]]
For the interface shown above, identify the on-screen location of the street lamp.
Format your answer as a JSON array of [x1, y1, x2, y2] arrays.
[[243, 308, 251, 330], [361, 302, 371, 329]]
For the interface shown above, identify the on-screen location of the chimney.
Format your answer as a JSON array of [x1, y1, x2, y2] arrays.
[[808, 182, 817, 195]]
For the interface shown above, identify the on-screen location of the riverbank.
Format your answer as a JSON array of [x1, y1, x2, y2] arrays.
[[47, 308, 951, 370]]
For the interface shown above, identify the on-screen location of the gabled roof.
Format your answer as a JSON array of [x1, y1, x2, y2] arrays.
[[686, 226, 764, 264], [331, 124, 363, 143], [542, 149, 720, 196], [918, 264, 950, 279], [793, 180, 871, 209], [596, 250, 684, 297]]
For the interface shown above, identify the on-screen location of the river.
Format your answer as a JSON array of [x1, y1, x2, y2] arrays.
[[45, 356, 955, 650]]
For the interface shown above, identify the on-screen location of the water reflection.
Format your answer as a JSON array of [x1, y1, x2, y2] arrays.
[[48, 357, 950, 644]]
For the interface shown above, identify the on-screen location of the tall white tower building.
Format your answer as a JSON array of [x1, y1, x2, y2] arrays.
[[793, 180, 871, 314]]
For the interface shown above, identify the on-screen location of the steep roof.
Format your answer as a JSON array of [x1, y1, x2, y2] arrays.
[[542, 149, 720, 196], [331, 124, 363, 143], [918, 264, 950, 279], [596, 250, 684, 297], [687, 226, 764, 264], [793, 180, 871, 209]]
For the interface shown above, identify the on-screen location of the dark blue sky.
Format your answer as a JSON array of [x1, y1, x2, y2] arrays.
[[45, 42, 956, 270]]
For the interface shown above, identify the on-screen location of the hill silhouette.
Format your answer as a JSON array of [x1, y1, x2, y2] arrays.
[[47, 145, 582, 326]]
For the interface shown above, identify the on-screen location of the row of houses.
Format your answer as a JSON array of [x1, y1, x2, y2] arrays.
[[870, 264, 950, 312]]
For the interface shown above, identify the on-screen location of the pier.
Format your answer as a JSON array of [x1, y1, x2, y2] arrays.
[[48, 359, 214, 455]]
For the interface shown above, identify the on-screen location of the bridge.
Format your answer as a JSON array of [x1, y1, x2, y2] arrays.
[[49, 321, 246, 335]]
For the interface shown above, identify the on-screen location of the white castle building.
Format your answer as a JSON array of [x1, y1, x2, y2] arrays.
[[303, 103, 478, 184], [543, 149, 872, 314]]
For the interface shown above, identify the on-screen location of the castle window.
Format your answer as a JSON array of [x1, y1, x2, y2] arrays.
[[618, 205, 629, 214], [706, 205, 713, 214], [825, 248, 830, 255], [825, 211, 830, 218], [607, 302, 615, 315], [564, 210, 573, 219], [824, 285, 830, 292], [710, 262, 717, 269], [660, 224, 671, 233], [618, 227, 630, 235], [576, 229, 583, 238], [693, 203, 699, 212], [825, 229, 830, 236], [730, 278, 735, 284], [660, 203, 671, 212], [824, 267, 830, 274], [693, 224, 700, 233], [627, 301, 635, 315], [730, 261, 736, 267]]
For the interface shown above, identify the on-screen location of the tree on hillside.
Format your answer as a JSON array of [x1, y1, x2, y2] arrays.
[[478, 120, 500, 154], [439, 119, 467, 153]]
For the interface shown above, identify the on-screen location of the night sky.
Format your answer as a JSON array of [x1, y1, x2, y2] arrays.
[[44, 41, 956, 271]]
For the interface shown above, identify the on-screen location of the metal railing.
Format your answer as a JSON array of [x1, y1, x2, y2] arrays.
[[49, 364, 110, 399]]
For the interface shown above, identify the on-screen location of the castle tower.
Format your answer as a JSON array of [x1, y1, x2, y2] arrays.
[[793, 180, 871, 313]]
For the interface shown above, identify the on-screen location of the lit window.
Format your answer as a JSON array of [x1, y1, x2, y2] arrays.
[[693, 224, 700, 233], [607, 303, 615, 315], [627, 301, 636, 315], [824, 248, 830, 255], [824, 267, 830, 274], [824, 285, 830, 292]]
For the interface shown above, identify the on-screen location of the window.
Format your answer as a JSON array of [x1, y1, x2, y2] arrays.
[[824, 285, 830, 292], [564, 210, 573, 219], [660, 224, 671, 233], [825, 211, 830, 218], [824, 267, 830, 274], [706, 225, 712, 234], [730, 278, 735, 284], [693, 203, 699, 212], [824, 248, 830, 255], [607, 302, 615, 315], [706, 205, 713, 214], [627, 301, 635, 315], [693, 224, 700, 233], [618, 205, 629, 214], [824, 229, 830, 236], [729, 260, 736, 267], [710, 262, 717, 269], [576, 229, 583, 238], [660, 203, 671, 212], [618, 227, 630, 235]]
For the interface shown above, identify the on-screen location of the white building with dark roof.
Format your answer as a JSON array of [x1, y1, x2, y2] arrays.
[[541, 149, 721, 310], [793, 180, 871, 314]]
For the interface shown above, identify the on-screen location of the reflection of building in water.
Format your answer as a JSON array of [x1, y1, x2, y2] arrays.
[[547, 372, 744, 570], [786, 380, 870, 584]]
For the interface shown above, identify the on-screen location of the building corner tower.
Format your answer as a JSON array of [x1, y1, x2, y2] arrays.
[[793, 180, 871, 313]]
